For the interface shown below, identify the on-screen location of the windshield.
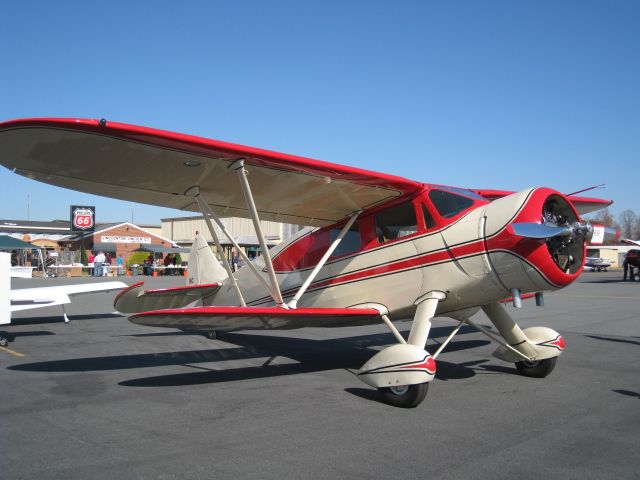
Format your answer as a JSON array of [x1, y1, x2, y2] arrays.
[[428, 189, 476, 218]]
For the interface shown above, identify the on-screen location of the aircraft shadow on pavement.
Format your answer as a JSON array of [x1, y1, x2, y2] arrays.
[[578, 278, 632, 284], [0, 330, 55, 342], [117, 331, 202, 338], [9, 313, 122, 326], [117, 337, 490, 388], [585, 334, 640, 346], [613, 389, 640, 399], [8, 327, 492, 387]]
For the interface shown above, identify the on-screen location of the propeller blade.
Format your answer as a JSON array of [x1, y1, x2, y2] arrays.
[[512, 222, 572, 239]]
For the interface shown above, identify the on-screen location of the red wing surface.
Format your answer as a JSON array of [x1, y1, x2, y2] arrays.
[[0, 118, 421, 226], [472, 189, 612, 215]]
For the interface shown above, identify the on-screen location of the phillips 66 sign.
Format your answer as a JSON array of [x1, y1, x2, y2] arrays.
[[70, 206, 95, 232]]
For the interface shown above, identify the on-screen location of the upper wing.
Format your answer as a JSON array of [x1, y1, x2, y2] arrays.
[[0, 118, 421, 227], [10, 281, 127, 312], [129, 306, 382, 331], [472, 189, 613, 215]]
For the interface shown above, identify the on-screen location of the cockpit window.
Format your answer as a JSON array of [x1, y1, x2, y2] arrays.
[[375, 202, 418, 243], [329, 223, 361, 258], [432, 185, 486, 201], [429, 189, 475, 218]]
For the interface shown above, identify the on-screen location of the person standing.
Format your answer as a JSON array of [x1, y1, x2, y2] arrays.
[[163, 253, 173, 275], [623, 256, 629, 281], [102, 253, 111, 276], [116, 255, 124, 276], [94, 251, 105, 277]]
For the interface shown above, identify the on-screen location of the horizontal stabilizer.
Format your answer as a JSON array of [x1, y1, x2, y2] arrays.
[[129, 306, 381, 331], [622, 239, 640, 246], [114, 282, 222, 314]]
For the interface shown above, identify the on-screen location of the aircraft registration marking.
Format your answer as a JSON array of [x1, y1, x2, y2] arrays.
[[0, 346, 25, 357]]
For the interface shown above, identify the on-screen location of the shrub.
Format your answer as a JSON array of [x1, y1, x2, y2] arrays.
[[127, 251, 150, 268]]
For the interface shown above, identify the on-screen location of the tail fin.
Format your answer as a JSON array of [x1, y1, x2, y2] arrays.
[[187, 233, 229, 285]]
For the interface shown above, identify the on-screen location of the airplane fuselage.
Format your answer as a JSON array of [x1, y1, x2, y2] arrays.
[[210, 186, 585, 323]]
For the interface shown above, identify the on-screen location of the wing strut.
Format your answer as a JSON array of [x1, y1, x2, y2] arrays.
[[195, 194, 246, 307], [193, 190, 275, 302], [231, 159, 285, 307], [288, 211, 361, 309]]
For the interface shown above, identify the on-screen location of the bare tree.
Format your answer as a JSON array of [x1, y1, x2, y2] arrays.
[[589, 207, 617, 228], [633, 216, 640, 240], [618, 209, 637, 239]]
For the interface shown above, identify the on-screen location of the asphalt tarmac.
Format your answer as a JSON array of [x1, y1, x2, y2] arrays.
[[2, 271, 638, 479]]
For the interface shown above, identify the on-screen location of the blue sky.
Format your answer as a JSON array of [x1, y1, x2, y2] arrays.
[[1, 1, 638, 224]]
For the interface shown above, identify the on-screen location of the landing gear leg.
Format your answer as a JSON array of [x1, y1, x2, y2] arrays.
[[359, 292, 445, 408], [481, 302, 538, 359], [480, 302, 563, 376]]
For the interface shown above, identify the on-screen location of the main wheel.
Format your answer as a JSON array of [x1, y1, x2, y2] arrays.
[[515, 357, 557, 378], [378, 383, 429, 408]]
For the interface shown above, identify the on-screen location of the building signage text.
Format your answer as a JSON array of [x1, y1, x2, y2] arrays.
[[101, 236, 152, 244]]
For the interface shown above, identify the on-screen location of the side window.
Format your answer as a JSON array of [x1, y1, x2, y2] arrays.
[[429, 189, 475, 218], [329, 224, 361, 258], [375, 202, 418, 243], [422, 204, 436, 229]]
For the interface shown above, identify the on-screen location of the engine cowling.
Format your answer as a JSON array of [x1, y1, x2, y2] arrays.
[[483, 187, 590, 293]]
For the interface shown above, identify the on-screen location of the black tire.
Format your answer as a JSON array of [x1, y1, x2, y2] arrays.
[[515, 357, 557, 378], [206, 330, 217, 340], [0, 337, 8, 347], [378, 383, 429, 408]]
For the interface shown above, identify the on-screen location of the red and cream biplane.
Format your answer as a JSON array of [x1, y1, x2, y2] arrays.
[[0, 118, 616, 407]]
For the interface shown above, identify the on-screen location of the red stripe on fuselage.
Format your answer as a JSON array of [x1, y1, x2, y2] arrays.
[[305, 239, 487, 292], [251, 188, 581, 305]]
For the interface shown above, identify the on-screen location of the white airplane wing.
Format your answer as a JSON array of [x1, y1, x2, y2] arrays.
[[10, 282, 127, 313]]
